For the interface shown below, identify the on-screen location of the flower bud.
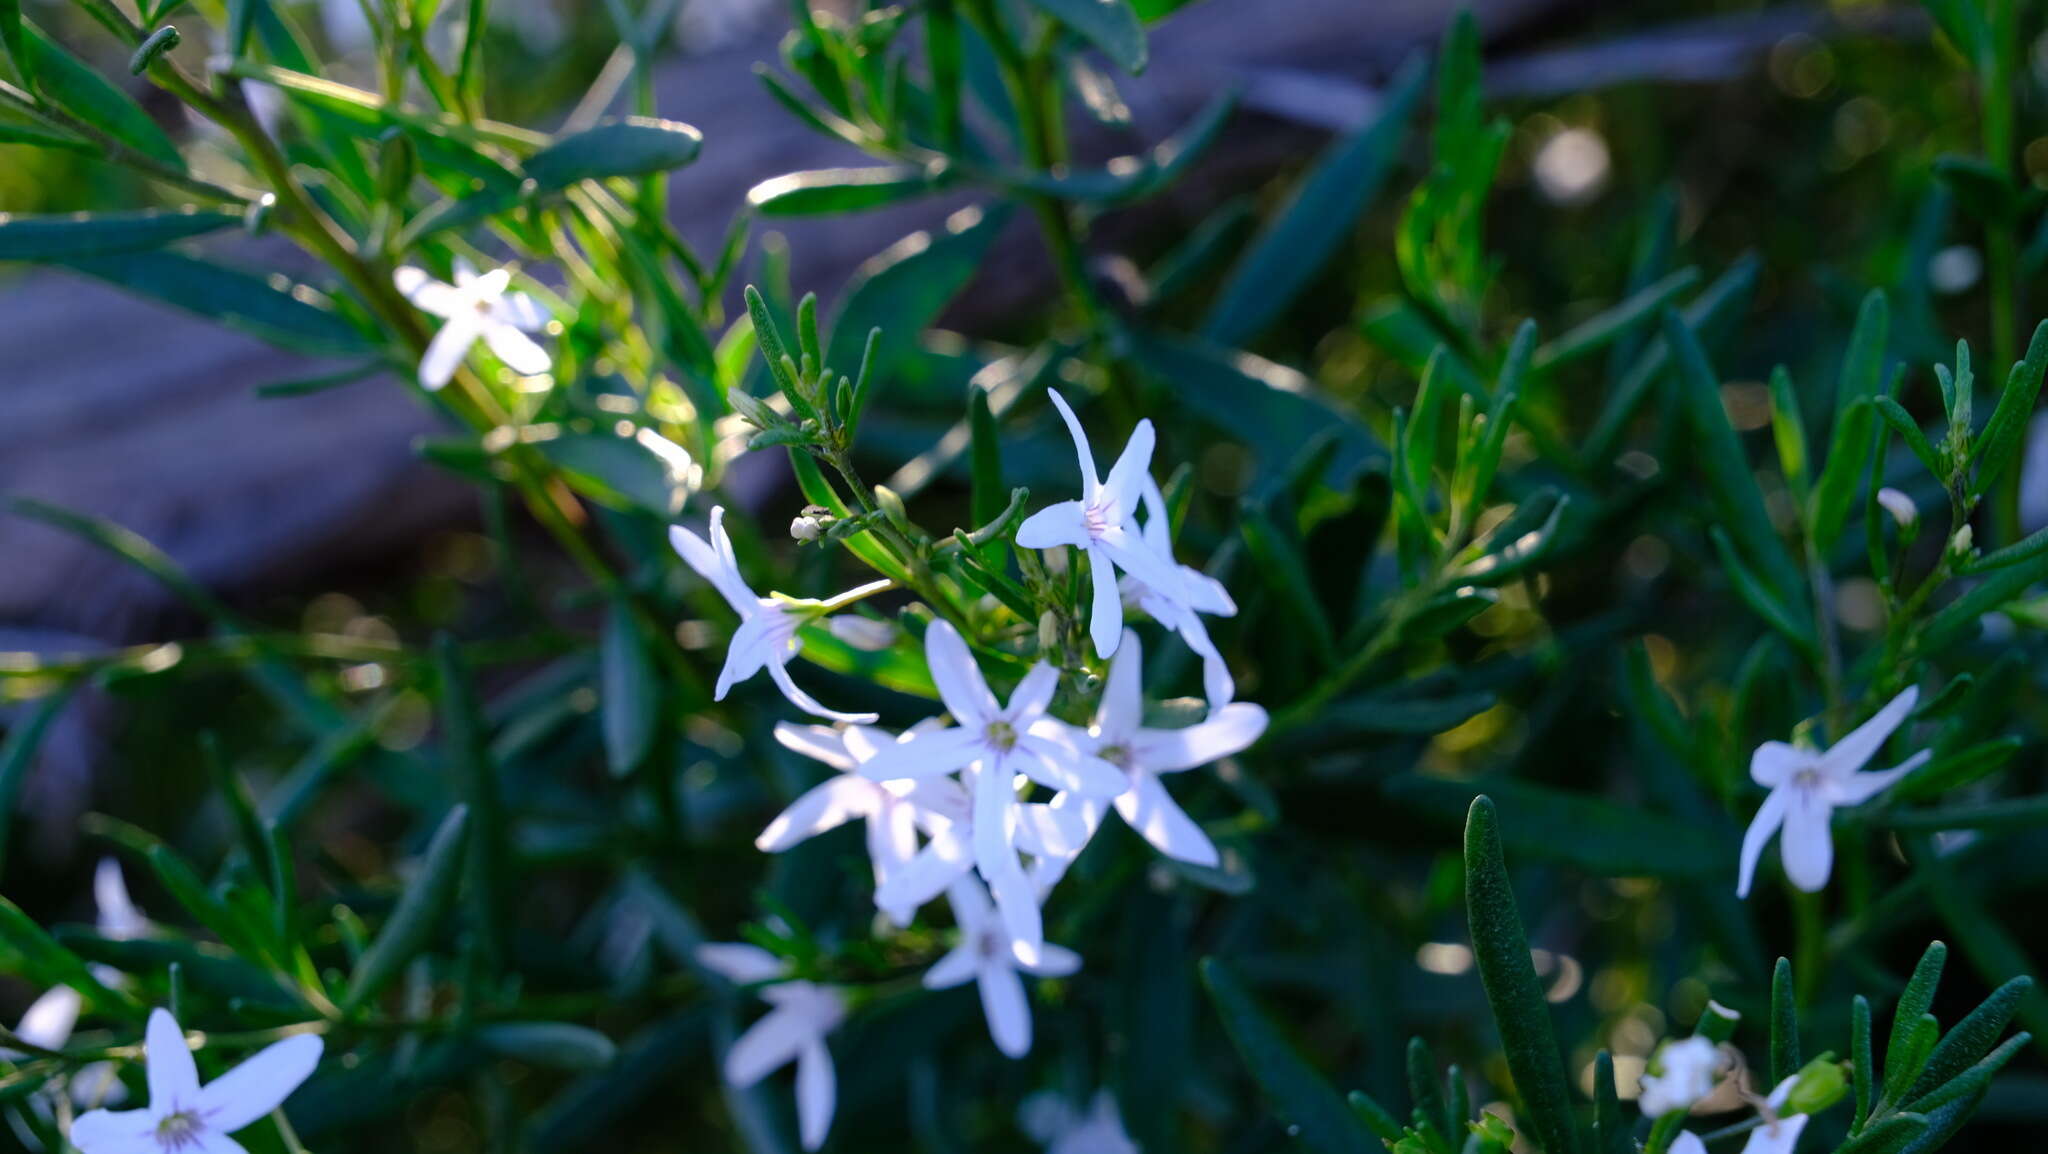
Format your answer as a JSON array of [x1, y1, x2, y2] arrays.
[[790, 504, 833, 543], [1782, 1055, 1848, 1116], [1948, 524, 1975, 561], [1876, 488, 1918, 535], [1696, 1000, 1742, 1044]]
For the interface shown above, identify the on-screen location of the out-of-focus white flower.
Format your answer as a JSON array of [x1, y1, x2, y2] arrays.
[[1638, 1035, 1726, 1118], [1739, 687, 1928, 898], [696, 943, 844, 1152], [670, 506, 883, 724], [1021, 1089, 1138, 1154], [1739, 1077, 1813, 1154], [826, 615, 896, 651], [767, 721, 961, 925], [1036, 630, 1265, 891], [1017, 391, 1186, 659], [1875, 488, 1918, 532], [1671, 1134, 1708, 1154], [921, 881, 1080, 1059], [6, 988, 79, 1056], [1124, 478, 1239, 706], [95, 859, 148, 943], [394, 259, 551, 390], [69, 1009, 323, 1154], [856, 621, 1125, 962]]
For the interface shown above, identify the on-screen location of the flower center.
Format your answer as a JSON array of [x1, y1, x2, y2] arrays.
[[985, 720, 1017, 751], [155, 1111, 205, 1151], [1097, 744, 1131, 769], [1083, 502, 1111, 540], [1793, 767, 1823, 791]]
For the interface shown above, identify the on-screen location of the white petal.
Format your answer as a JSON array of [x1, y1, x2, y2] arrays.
[[1179, 565, 1237, 616], [452, 256, 481, 286], [922, 620, 999, 727], [1016, 735, 1127, 798], [1098, 418, 1156, 518], [1669, 1135, 1708, 1154], [756, 777, 878, 852], [1114, 773, 1219, 866], [1016, 502, 1093, 550], [1004, 662, 1061, 723], [1098, 529, 1187, 603], [724, 1009, 808, 1087], [1046, 389, 1102, 498], [766, 655, 880, 724], [978, 964, 1033, 1058], [68, 1107, 159, 1153], [794, 1039, 836, 1151], [96, 859, 147, 941], [1137, 702, 1268, 772], [1088, 545, 1125, 657], [857, 726, 985, 783], [1750, 741, 1807, 788], [417, 316, 481, 390], [772, 724, 857, 771], [1737, 787, 1788, 899], [393, 267, 460, 317], [194, 1132, 252, 1154], [1780, 788, 1836, 893], [1179, 615, 1236, 708], [16, 986, 80, 1051], [195, 1033, 323, 1132], [1015, 799, 1095, 860], [1094, 631, 1144, 734], [1023, 942, 1082, 978], [715, 613, 778, 700], [1743, 1112, 1809, 1154], [1821, 686, 1919, 778], [471, 267, 512, 297], [945, 874, 995, 931], [922, 945, 981, 990], [675, 518, 759, 616], [146, 1009, 202, 1111], [972, 772, 1042, 961], [1829, 749, 1930, 807], [494, 291, 551, 332], [875, 831, 974, 915], [696, 943, 786, 984], [482, 323, 552, 376]]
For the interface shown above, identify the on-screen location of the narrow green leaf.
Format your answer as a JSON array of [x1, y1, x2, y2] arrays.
[[1835, 1113, 1929, 1154], [600, 599, 660, 778], [524, 116, 703, 190], [476, 1023, 618, 1070], [0, 207, 239, 259], [1583, 254, 1760, 465], [968, 386, 1004, 528], [1889, 736, 2021, 802], [23, 22, 185, 171], [747, 165, 943, 216], [1385, 775, 1725, 877], [435, 638, 507, 974], [0, 686, 75, 886], [1809, 291, 1889, 552], [1771, 956, 1801, 1086], [1591, 1051, 1627, 1154], [1534, 267, 1701, 372], [0, 0, 23, 83], [1021, 0, 1147, 73], [1199, 958, 1377, 1154], [1346, 1090, 1404, 1142], [533, 429, 694, 517], [1767, 365, 1811, 500], [1970, 318, 2048, 497], [1853, 995, 1875, 1131], [1874, 395, 1943, 478], [1406, 1036, 1450, 1138], [1203, 55, 1425, 347], [1239, 498, 1338, 666], [1710, 527, 1815, 655], [1462, 797, 1578, 1154], [1879, 795, 2048, 833], [343, 804, 471, 1011], [58, 250, 370, 354], [1908, 976, 2033, 1101], [0, 894, 132, 1010]]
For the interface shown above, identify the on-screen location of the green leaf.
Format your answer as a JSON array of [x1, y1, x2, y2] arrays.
[[1879, 795, 2048, 833], [1022, 0, 1146, 74], [1874, 395, 1943, 478], [1771, 956, 1801, 1085], [533, 428, 695, 517], [58, 250, 370, 354], [476, 1023, 618, 1070], [1835, 1114, 1930, 1154], [747, 164, 944, 216], [827, 204, 1011, 427], [1455, 491, 1568, 586], [1582, 254, 1760, 465], [343, 804, 471, 1012], [0, 894, 133, 1009], [0, 0, 22, 84], [600, 599, 660, 778], [1854, 995, 1875, 1129], [22, 22, 185, 172], [1461, 797, 1578, 1154], [1591, 1051, 1626, 1154], [1200, 958, 1378, 1154], [1908, 976, 2033, 1101], [0, 686, 74, 886], [1710, 526, 1816, 656], [1665, 309, 1802, 602], [435, 636, 508, 974], [968, 385, 1005, 528], [1239, 497, 1337, 666], [524, 116, 703, 191], [1533, 267, 1701, 372], [1889, 736, 2021, 801], [1969, 318, 2048, 497], [1921, 545, 2048, 649], [0, 207, 240, 260], [1202, 55, 1425, 347], [1767, 364, 1811, 501], [1809, 291, 1890, 552], [1006, 91, 1234, 205]]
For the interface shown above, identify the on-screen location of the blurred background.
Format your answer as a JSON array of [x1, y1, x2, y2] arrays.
[[5, 0, 2048, 1149]]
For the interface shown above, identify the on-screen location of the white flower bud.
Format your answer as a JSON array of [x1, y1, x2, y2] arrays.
[[826, 615, 895, 651], [790, 515, 823, 542], [1950, 524, 1975, 558], [1876, 487, 1918, 531]]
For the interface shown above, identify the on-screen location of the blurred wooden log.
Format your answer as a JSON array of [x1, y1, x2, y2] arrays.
[[0, 0, 1573, 651]]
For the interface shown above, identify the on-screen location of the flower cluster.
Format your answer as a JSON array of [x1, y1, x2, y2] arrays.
[[674, 390, 1266, 1146]]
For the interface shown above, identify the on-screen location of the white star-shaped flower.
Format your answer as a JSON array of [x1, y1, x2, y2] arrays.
[[1022, 1090, 1139, 1154], [1638, 1035, 1726, 1118], [670, 506, 883, 724], [394, 259, 551, 390], [1738, 687, 1929, 898], [69, 1010, 323, 1154], [856, 620, 1126, 962], [1016, 390, 1186, 658], [1123, 477, 1240, 706], [1729, 1076, 1811, 1154], [920, 880, 1080, 1059], [5, 861, 149, 1111], [764, 720, 964, 925], [871, 764, 1091, 924], [696, 943, 844, 1152], [1037, 630, 1265, 885]]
